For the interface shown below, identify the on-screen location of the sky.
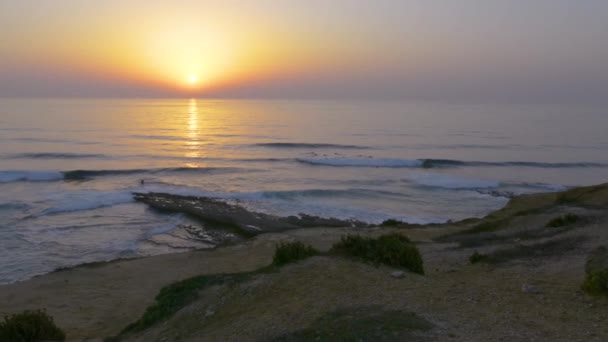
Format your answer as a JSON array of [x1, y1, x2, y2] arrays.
[[1, 0, 608, 102]]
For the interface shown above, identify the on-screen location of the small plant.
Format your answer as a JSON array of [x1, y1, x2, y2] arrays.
[[330, 233, 424, 274], [272, 241, 320, 267], [380, 219, 403, 227], [121, 272, 253, 334], [469, 251, 487, 264], [545, 213, 579, 228], [583, 270, 608, 296], [0, 309, 65, 342], [583, 246, 608, 296]]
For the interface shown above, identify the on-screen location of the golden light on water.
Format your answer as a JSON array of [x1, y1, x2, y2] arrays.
[[185, 98, 201, 160]]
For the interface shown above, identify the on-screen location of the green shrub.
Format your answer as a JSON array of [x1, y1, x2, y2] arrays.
[[272, 241, 320, 267], [330, 233, 424, 274], [121, 272, 252, 334], [545, 213, 579, 228], [583, 270, 608, 296], [0, 309, 65, 342], [469, 251, 488, 264], [380, 219, 403, 227], [583, 246, 608, 296]]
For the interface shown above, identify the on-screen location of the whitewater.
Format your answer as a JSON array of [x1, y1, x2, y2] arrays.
[[1, 98, 607, 283]]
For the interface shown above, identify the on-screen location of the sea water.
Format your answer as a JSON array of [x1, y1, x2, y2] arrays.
[[1, 98, 607, 283]]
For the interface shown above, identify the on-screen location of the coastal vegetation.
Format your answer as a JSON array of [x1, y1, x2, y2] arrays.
[[380, 219, 404, 226], [0, 309, 65, 342], [119, 272, 255, 335], [272, 241, 320, 266], [583, 246, 608, 296], [110, 234, 424, 339], [469, 251, 488, 264], [545, 213, 579, 228], [330, 233, 424, 274]]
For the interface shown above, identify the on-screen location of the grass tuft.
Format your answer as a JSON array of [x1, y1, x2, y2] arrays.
[[330, 233, 424, 274], [120, 272, 254, 335], [380, 219, 403, 226], [0, 309, 65, 342], [545, 213, 579, 228], [272, 242, 320, 267], [469, 251, 488, 264], [583, 246, 608, 296], [583, 270, 608, 296]]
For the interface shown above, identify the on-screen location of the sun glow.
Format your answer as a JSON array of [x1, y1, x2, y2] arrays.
[[4, 4, 353, 95]]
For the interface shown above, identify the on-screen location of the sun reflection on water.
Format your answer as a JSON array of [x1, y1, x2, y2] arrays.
[[185, 98, 202, 161]]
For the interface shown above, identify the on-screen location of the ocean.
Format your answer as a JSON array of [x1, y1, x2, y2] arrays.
[[1, 98, 607, 284]]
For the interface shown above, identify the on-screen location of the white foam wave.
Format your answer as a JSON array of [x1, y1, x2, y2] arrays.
[[297, 157, 423, 168], [404, 173, 500, 189], [40, 190, 135, 215], [0, 171, 63, 183]]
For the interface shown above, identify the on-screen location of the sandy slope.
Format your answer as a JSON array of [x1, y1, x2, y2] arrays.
[[1, 184, 608, 341]]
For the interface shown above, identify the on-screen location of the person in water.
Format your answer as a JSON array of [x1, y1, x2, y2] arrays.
[[140, 179, 144, 185]]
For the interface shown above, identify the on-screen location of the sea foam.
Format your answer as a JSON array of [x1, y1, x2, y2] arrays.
[[297, 157, 423, 168], [0, 171, 64, 183], [404, 173, 500, 190], [39, 190, 135, 216]]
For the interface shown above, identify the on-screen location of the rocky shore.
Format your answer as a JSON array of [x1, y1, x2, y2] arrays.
[[133, 192, 369, 237], [1, 184, 608, 341]]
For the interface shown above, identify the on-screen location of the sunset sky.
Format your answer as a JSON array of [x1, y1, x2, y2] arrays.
[[1, 0, 607, 102]]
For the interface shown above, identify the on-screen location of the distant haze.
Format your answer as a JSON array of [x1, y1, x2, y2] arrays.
[[1, 0, 607, 102]]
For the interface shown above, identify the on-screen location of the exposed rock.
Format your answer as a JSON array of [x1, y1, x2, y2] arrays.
[[391, 271, 405, 279], [133, 192, 369, 237], [477, 190, 516, 198]]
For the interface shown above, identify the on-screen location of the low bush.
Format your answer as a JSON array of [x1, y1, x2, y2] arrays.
[[272, 241, 320, 267], [380, 219, 403, 227], [469, 251, 488, 264], [583, 270, 608, 296], [0, 309, 65, 342], [330, 233, 424, 274], [583, 246, 608, 296], [545, 213, 579, 228], [121, 272, 253, 334]]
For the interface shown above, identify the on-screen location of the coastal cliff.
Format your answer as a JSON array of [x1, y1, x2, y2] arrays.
[[1, 184, 608, 341]]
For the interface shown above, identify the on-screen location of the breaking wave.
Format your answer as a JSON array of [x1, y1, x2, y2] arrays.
[[297, 157, 608, 169], [0, 167, 249, 183], [254, 142, 370, 149]]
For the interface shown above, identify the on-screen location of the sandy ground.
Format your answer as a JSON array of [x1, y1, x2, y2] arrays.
[[1, 184, 608, 341]]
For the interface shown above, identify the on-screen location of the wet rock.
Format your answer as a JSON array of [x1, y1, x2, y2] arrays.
[[133, 192, 369, 237], [477, 190, 516, 198]]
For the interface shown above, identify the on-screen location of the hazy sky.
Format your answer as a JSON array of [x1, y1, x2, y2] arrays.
[[1, 0, 607, 102]]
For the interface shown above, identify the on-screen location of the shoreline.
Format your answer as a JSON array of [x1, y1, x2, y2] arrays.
[[1, 183, 607, 340]]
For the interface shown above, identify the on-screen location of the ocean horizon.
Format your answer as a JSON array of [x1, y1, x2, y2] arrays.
[[1, 97, 607, 284]]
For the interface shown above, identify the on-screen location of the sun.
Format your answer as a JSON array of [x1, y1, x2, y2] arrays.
[[188, 75, 198, 84]]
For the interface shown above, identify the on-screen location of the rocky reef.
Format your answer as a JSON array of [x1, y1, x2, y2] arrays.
[[133, 192, 369, 237]]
